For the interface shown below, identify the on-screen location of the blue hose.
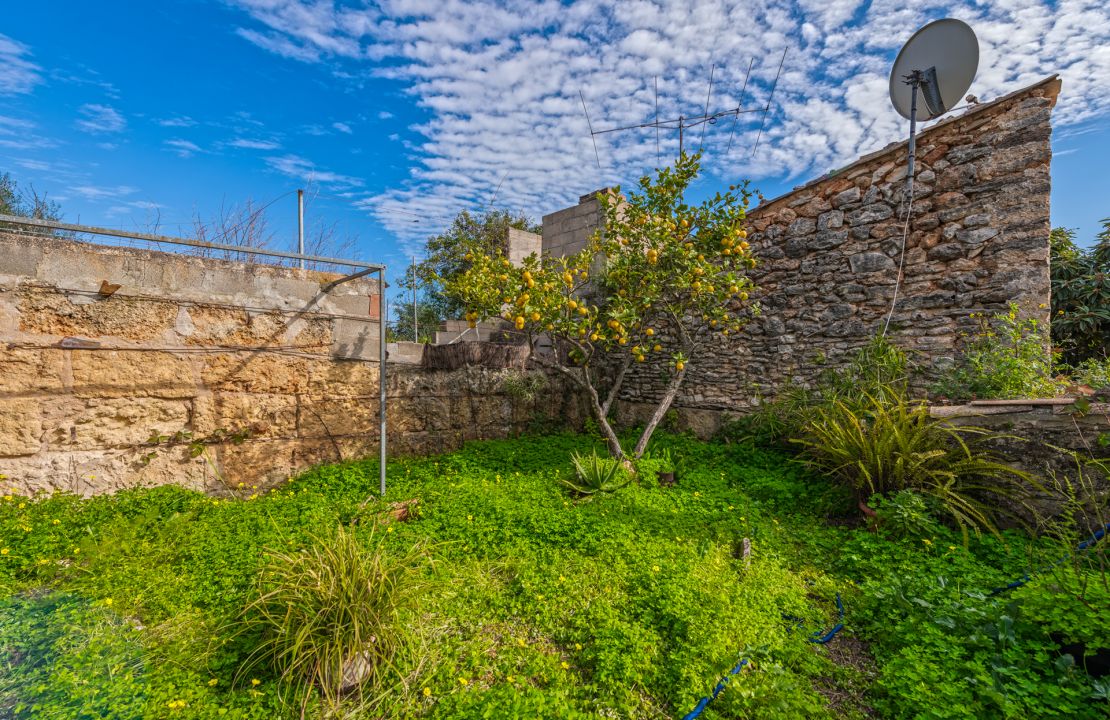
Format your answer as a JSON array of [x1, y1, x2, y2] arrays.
[[989, 521, 1110, 596], [681, 593, 843, 719], [681, 520, 1109, 719]]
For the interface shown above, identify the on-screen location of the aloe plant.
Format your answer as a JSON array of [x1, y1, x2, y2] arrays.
[[560, 450, 631, 495]]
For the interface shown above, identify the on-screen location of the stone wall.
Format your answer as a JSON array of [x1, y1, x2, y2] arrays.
[[0, 233, 575, 495], [544, 76, 1061, 413], [934, 398, 1110, 477]]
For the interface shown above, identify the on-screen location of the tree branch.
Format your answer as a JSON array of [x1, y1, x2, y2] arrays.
[[602, 354, 633, 417]]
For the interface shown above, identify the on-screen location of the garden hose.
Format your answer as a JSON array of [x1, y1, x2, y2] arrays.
[[988, 521, 1110, 597], [680, 593, 844, 720]]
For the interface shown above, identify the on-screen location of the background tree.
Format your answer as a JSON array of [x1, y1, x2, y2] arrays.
[[410, 209, 539, 323], [1051, 222, 1110, 365], [445, 153, 756, 460], [0, 172, 62, 226], [389, 263, 441, 343]]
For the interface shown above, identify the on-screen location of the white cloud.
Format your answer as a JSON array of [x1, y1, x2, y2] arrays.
[[15, 158, 52, 171], [0, 34, 43, 95], [378, 110, 393, 119], [75, 104, 126, 133], [229, 137, 282, 150], [165, 138, 202, 158], [264, 153, 364, 187], [157, 116, 197, 128], [332, 121, 353, 134], [229, 0, 1110, 252], [69, 184, 139, 201]]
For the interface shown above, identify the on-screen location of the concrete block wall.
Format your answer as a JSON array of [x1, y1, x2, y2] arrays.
[[541, 190, 605, 258], [506, 228, 542, 266]]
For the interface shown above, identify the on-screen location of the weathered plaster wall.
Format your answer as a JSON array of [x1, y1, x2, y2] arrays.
[[545, 76, 1060, 413], [0, 234, 574, 495]]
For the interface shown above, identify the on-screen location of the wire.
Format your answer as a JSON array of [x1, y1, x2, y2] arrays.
[[580, 90, 603, 172], [655, 76, 661, 168], [698, 64, 716, 152], [751, 48, 787, 160], [726, 58, 755, 156]]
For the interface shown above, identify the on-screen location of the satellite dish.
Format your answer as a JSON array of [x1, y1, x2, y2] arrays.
[[880, 19, 979, 337], [889, 18, 978, 121]]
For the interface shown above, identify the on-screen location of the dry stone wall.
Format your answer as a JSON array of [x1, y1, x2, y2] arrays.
[[544, 76, 1061, 413], [0, 234, 574, 495]]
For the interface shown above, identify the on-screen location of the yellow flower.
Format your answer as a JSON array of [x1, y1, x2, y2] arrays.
[[0, 548, 8, 556], [561, 661, 570, 669], [52, 519, 60, 525], [558, 575, 566, 583], [517, 638, 526, 647], [423, 687, 431, 696], [574, 643, 582, 651], [18, 502, 25, 509], [467, 514, 473, 521], [507, 675, 515, 683], [458, 677, 469, 686], [104, 598, 113, 606], [948, 545, 957, 551], [208, 678, 219, 686], [922, 538, 933, 546], [251, 678, 261, 686], [386, 526, 394, 533], [651, 565, 660, 573]]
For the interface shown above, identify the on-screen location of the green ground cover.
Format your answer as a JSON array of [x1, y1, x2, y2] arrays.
[[0, 433, 1106, 719]]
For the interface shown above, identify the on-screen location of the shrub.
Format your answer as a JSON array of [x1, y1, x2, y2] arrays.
[[793, 392, 1034, 540], [871, 489, 942, 540], [933, 303, 1065, 401], [236, 525, 428, 716], [1071, 357, 1110, 390], [1051, 223, 1110, 366]]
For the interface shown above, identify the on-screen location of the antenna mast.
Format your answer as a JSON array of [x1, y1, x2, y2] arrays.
[[579, 52, 784, 166]]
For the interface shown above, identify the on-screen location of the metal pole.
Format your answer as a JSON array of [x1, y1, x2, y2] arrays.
[[379, 268, 387, 497], [412, 256, 418, 343], [297, 189, 305, 270], [678, 116, 684, 157], [906, 73, 919, 204]]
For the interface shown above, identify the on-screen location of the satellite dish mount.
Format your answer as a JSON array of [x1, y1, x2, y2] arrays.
[[889, 18, 979, 206]]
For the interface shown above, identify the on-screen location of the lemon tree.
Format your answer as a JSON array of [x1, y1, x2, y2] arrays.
[[445, 153, 756, 460]]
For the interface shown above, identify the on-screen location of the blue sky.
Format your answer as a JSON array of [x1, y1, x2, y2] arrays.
[[2, 0, 1109, 304]]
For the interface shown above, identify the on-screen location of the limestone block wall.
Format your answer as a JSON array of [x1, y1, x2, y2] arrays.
[[545, 76, 1060, 412], [0, 234, 575, 495]]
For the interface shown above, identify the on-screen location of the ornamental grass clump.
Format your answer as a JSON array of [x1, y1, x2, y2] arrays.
[[236, 525, 427, 717], [793, 391, 1035, 541]]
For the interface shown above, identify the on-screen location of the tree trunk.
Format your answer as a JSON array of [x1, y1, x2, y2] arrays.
[[632, 367, 687, 458], [587, 382, 626, 459]]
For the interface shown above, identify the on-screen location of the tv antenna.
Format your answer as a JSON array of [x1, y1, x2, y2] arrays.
[[580, 49, 786, 170], [883, 18, 978, 334]]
